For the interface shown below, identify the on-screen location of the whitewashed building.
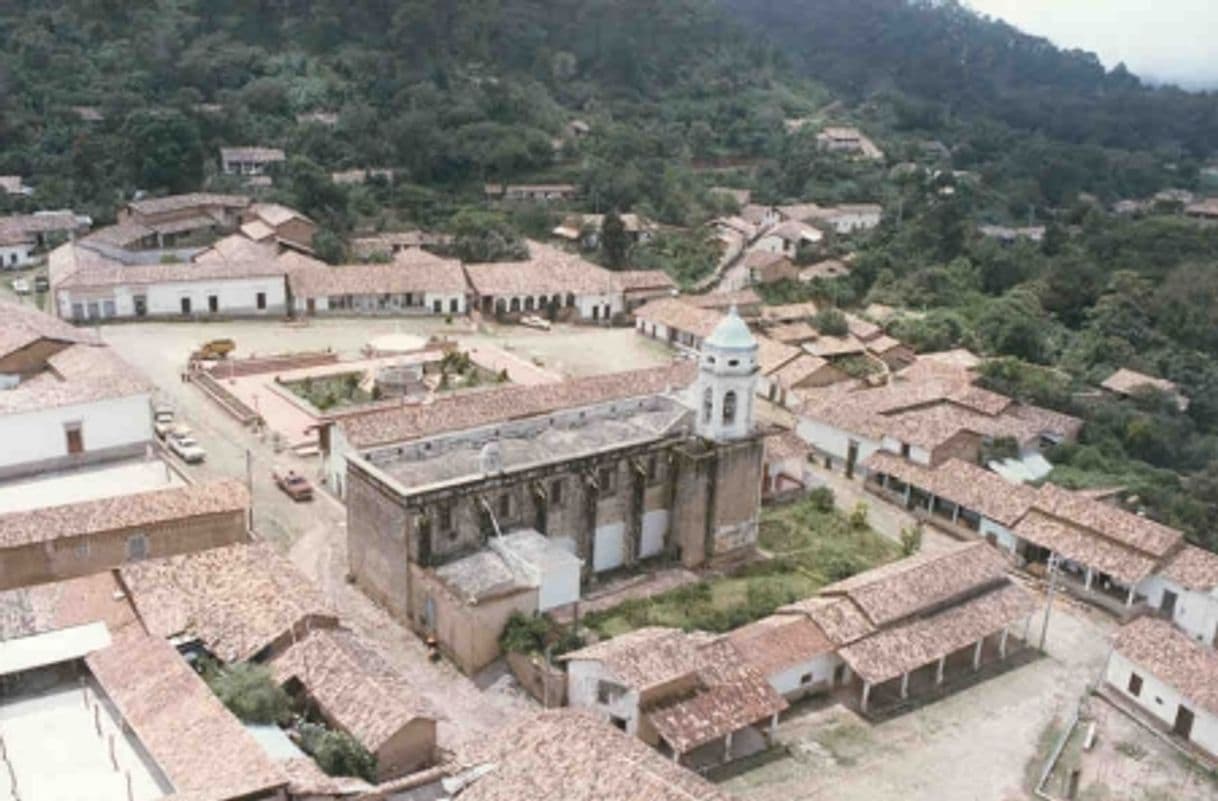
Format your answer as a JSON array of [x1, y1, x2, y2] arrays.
[[1138, 546, 1218, 645], [288, 248, 468, 316], [0, 300, 152, 480], [0, 230, 36, 269], [1106, 617, 1218, 757]]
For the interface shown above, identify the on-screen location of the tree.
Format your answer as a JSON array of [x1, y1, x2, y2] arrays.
[[449, 209, 527, 263], [813, 308, 848, 337], [123, 110, 203, 193], [204, 662, 291, 725], [299, 722, 377, 782], [313, 229, 346, 265], [600, 209, 629, 267]]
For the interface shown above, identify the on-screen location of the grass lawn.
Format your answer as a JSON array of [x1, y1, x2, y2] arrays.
[[581, 494, 900, 638]]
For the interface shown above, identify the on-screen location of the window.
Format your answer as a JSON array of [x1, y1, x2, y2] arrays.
[[900, 442, 912, 458], [723, 390, 737, 425], [450, 298, 459, 313], [134, 296, 147, 317], [208, 295, 219, 313], [256, 292, 266, 310], [597, 680, 627, 704], [64, 423, 83, 455], [71, 303, 83, 320], [102, 300, 116, 318], [1128, 673, 1143, 697], [702, 387, 713, 423], [180, 297, 192, 315], [598, 465, 616, 495], [800, 673, 814, 685], [565, 293, 575, 307], [433, 299, 442, 313], [125, 534, 149, 561], [550, 479, 563, 505], [610, 716, 627, 731]]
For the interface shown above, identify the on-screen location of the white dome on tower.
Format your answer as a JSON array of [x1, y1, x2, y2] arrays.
[[704, 306, 756, 351], [694, 306, 759, 441]]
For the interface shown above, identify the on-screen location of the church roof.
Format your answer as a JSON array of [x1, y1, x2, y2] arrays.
[[705, 307, 756, 350]]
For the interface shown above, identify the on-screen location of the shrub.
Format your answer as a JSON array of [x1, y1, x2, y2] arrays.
[[848, 501, 869, 530], [899, 523, 923, 556], [299, 722, 377, 781], [205, 662, 291, 725], [813, 308, 849, 336], [499, 612, 549, 655], [808, 486, 836, 512]]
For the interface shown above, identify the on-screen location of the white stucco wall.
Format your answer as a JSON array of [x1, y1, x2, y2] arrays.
[[536, 555, 582, 612], [594, 522, 626, 572], [1, 243, 36, 269], [0, 393, 152, 473], [640, 509, 668, 559], [796, 418, 881, 468], [980, 518, 1020, 554], [1107, 650, 1218, 757], [566, 660, 642, 733], [1139, 576, 1218, 645], [767, 653, 843, 698], [58, 276, 287, 320], [574, 292, 622, 321]]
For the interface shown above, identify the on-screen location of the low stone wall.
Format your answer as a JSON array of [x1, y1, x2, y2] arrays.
[[506, 651, 567, 708]]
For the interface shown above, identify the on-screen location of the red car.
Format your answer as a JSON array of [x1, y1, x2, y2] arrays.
[[273, 468, 314, 501]]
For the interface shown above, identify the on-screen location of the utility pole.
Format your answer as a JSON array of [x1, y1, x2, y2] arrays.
[[1040, 552, 1061, 652], [245, 448, 254, 531]]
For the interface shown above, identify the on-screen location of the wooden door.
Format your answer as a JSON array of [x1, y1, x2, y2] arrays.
[[1174, 706, 1195, 740]]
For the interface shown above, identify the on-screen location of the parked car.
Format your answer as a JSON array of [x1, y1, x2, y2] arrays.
[[168, 430, 206, 463], [10, 279, 30, 295], [521, 314, 552, 331], [273, 468, 314, 501], [153, 407, 176, 439], [33, 275, 49, 293]]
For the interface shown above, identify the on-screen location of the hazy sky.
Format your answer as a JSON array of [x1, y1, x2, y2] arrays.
[[965, 0, 1218, 88]]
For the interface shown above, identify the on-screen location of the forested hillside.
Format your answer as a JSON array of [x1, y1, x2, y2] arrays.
[[3, 0, 1218, 547]]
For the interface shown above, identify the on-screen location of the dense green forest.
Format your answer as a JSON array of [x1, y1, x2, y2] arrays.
[[3, 0, 1218, 547]]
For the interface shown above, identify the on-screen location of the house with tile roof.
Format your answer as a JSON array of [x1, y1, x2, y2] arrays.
[[561, 628, 787, 767], [117, 193, 251, 247], [0, 299, 153, 481], [465, 240, 622, 322], [289, 247, 469, 316], [219, 146, 286, 176], [1105, 616, 1218, 758]]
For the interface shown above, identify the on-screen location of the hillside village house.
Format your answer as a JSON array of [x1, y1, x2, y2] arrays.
[[49, 234, 291, 320], [485, 183, 579, 202], [1106, 617, 1218, 758], [0, 480, 251, 591], [0, 301, 152, 480], [289, 247, 468, 316], [562, 629, 788, 767], [220, 146, 286, 176], [323, 313, 767, 672], [0, 210, 90, 248], [754, 220, 823, 259], [1101, 367, 1189, 411], [120, 542, 439, 780], [552, 213, 657, 249], [117, 193, 251, 247], [349, 230, 452, 260], [780, 542, 1037, 715], [0, 175, 31, 196], [816, 126, 885, 160], [615, 269, 678, 312], [744, 250, 797, 285], [464, 240, 626, 322], [241, 202, 318, 253], [0, 227, 36, 269]]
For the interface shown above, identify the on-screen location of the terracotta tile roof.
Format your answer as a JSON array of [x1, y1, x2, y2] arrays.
[[455, 709, 735, 801], [0, 479, 245, 549], [240, 220, 275, 241], [838, 581, 1036, 684], [288, 253, 467, 298], [270, 628, 436, 752], [195, 233, 279, 265], [799, 259, 849, 282], [1012, 510, 1159, 585], [866, 334, 905, 354], [1101, 368, 1181, 398], [1113, 617, 1218, 717], [760, 302, 819, 324], [1158, 545, 1218, 592], [0, 572, 138, 639], [0, 297, 96, 358], [1031, 483, 1182, 559], [464, 240, 615, 296], [821, 542, 1008, 627], [128, 193, 249, 217], [726, 614, 833, 676], [756, 335, 802, 375], [247, 202, 310, 228], [52, 239, 287, 290], [684, 289, 761, 311], [86, 632, 288, 800], [772, 353, 835, 388], [767, 322, 818, 344], [1006, 403, 1084, 442], [778, 596, 875, 646], [864, 453, 1035, 526], [561, 627, 702, 690], [649, 639, 788, 754], [764, 431, 810, 463], [613, 269, 677, 292], [0, 211, 81, 237], [845, 314, 881, 341], [341, 362, 696, 449], [119, 540, 336, 663], [634, 297, 722, 339], [803, 335, 865, 358]]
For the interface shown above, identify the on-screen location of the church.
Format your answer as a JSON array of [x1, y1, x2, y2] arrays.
[[321, 309, 769, 672]]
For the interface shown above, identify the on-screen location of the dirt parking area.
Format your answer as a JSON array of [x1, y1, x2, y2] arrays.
[[719, 602, 1117, 801]]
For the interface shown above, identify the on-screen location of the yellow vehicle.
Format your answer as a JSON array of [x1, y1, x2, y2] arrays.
[[192, 338, 236, 361]]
